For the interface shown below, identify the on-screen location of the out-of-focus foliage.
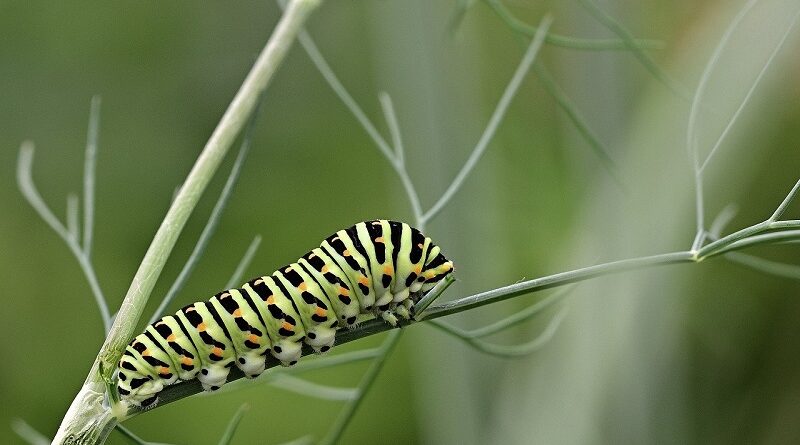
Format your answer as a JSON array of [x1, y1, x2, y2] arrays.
[[2, 0, 800, 444]]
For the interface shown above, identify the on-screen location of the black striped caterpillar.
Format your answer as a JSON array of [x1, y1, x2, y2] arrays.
[[117, 220, 454, 408]]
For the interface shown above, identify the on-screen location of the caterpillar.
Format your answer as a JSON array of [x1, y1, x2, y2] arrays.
[[117, 220, 454, 408]]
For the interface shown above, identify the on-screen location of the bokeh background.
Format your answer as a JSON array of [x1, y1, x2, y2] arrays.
[[3, 0, 800, 444]]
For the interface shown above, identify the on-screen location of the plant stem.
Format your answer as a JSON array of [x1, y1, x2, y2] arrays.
[[318, 330, 402, 445], [50, 2, 322, 444], [423, 251, 693, 319], [130, 249, 695, 414]]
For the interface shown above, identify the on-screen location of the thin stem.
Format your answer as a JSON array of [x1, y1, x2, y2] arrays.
[[699, 8, 800, 172], [577, 0, 689, 99], [467, 285, 570, 338], [696, 220, 800, 259], [688, 0, 759, 170], [293, 23, 394, 162], [270, 374, 358, 401], [483, 0, 664, 50], [18, 143, 112, 332], [415, 274, 456, 316], [709, 204, 739, 238], [691, 171, 706, 251], [533, 63, 619, 181], [84, 95, 101, 256], [770, 179, 800, 221], [67, 193, 80, 242], [379, 92, 405, 165], [11, 419, 50, 445], [447, 0, 478, 36], [291, 16, 436, 227], [224, 235, 263, 289], [52, 2, 322, 443], [703, 229, 800, 258], [319, 330, 402, 445], [687, 0, 760, 247], [18, 143, 74, 243], [725, 252, 800, 280], [423, 251, 693, 319], [277, 436, 315, 445], [148, 101, 261, 325], [423, 15, 552, 223], [286, 348, 381, 374], [429, 306, 567, 358], [378, 92, 424, 222], [217, 404, 249, 445]]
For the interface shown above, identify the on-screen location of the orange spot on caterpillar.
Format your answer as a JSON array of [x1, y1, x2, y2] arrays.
[[343, 249, 351, 256], [375, 236, 385, 243], [383, 265, 393, 275], [233, 309, 242, 317], [338, 287, 350, 296], [159, 367, 171, 375], [298, 282, 308, 291], [321, 265, 329, 273], [248, 334, 259, 343], [266, 295, 275, 305], [167, 334, 176, 342], [414, 265, 422, 274], [358, 276, 369, 286], [212, 347, 223, 357], [181, 356, 193, 366], [142, 349, 150, 356], [197, 323, 207, 332], [281, 321, 294, 331], [315, 307, 327, 317]]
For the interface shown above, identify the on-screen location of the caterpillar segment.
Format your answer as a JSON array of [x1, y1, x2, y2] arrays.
[[117, 220, 454, 409]]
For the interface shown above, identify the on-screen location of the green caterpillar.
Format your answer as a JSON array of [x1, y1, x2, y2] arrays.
[[117, 220, 454, 408]]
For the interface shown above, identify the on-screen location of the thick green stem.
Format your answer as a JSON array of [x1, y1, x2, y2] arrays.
[[50, 2, 321, 444]]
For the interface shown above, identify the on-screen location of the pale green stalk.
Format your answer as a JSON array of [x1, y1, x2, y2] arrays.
[[17, 143, 111, 332], [217, 405, 249, 445], [429, 307, 567, 358], [318, 330, 402, 445], [687, 0, 759, 250], [224, 235, 263, 289], [577, 0, 689, 99], [699, 8, 800, 172], [483, 0, 663, 50], [149, 102, 261, 324], [11, 419, 50, 445], [115, 425, 176, 445], [67, 193, 80, 242], [422, 16, 552, 223], [84, 96, 101, 256], [270, 374, 358, 401], [50, 2, 322, 443]]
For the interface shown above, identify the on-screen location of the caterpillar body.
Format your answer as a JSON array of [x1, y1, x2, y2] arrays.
[[117, 220, 454, 408]]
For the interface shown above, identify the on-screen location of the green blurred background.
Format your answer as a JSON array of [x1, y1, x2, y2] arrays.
[[3, 0, 800, 444]]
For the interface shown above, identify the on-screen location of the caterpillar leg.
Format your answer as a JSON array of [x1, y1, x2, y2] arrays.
[[305, 326, 336, 353], [197, 364, 231, 391], [237, 352, 267, 378], [270, 340, 302, 366]]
